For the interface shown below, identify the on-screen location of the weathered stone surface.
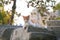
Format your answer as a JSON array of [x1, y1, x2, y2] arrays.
[[0, 25, 57, 40], [47, 20, 60, 27], [0, 25, 22, 40], [27, 26, 56, 40], [47, 20, 60, 39]]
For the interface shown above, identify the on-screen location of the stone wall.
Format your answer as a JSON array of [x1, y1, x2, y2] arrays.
[[0, 25, 56, 40], [47, 20, 60, 39], [47, 20, 60, 27]]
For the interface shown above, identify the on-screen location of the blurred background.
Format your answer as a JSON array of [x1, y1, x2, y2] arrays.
[[0, 0, 60, 28]]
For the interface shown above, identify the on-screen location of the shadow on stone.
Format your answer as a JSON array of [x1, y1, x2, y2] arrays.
[[28, 26, 57, 40], [2, 28, 14, 40]]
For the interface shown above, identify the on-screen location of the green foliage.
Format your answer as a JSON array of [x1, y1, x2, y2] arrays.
[[0, 0, 11, 24], [0, 9, 11, 25], [55, 17, 60, 20], [0, 0, 3, 2], [0, 0, 3, 7], [0, 12, 3, 20], [0, 4, 3, 7], [53, 3, 60, 10], [0, 11, 4, 24]]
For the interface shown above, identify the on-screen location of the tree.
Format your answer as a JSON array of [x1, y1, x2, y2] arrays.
[[28, 0, 56, 26], [28, 0, 49, 25], [0, 0, 11, 25], [10, 0, 16, 25]]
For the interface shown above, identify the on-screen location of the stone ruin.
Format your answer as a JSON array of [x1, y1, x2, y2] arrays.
[[0, 25, 57, 40], [47, 20, 60, 40]]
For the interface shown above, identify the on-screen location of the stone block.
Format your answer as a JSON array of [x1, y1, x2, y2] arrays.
[[47, 20, 60, 27]]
